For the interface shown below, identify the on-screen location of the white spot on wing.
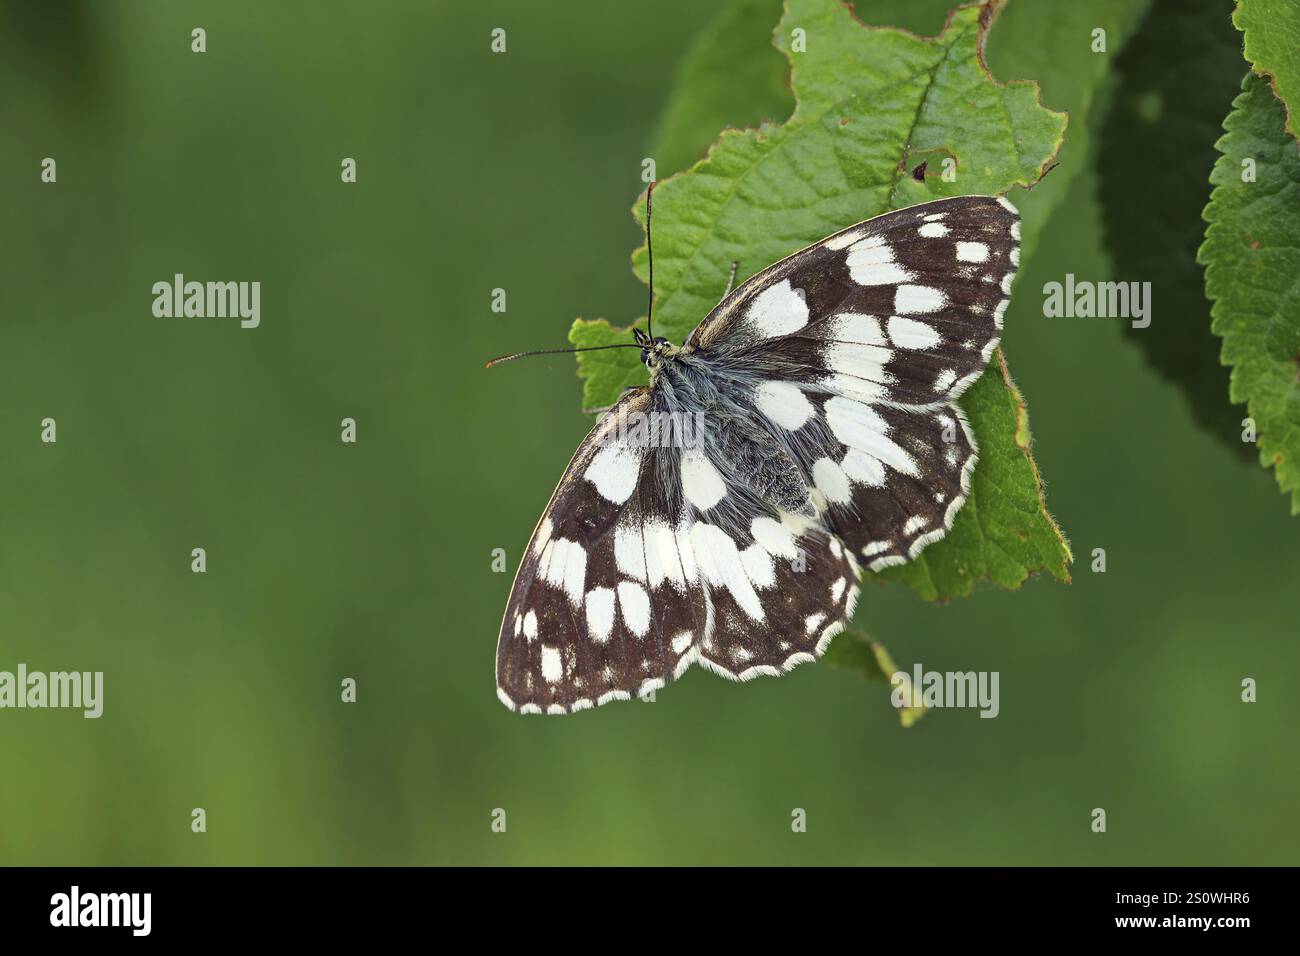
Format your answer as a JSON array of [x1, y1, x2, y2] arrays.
[[614, 523, 647, 582], [824, 342, 892, 383], [825, 397, 918, 477], [562, 541, 586, 607], [903, 515, 928, 535], [690, 523, 765, 621], [749, 516, 798, 558], [543, 538, 568, 588], [821, 373, 885, 403], [934, 368, 959, 392], [584, 442, 641, 504], [828, 312, 884, 346], [680, 447, 727, 510], [842, 449, 886, 485], [812, 456, 853, 504], [778, 509, 816, 538], [754, 380, 814, 430], [918, 221, 949, 238], [740, 543, 776, 589], [523, 609, 538, 639], [617, 581, 650, 637], [955, 241, 989, 263], [674, 520, 699, 584], [643, 518, 684, 590], [584, 587, 616, 643], [743, 279, 809, 337], [887, 315, 942, 350], [846, 235, 913, 286], [894, 285, 946, 314], [540, 645, 563, 683], [823, 228, 863, 250], [537, 540, 555, 580], [532, 518, 553, 556]]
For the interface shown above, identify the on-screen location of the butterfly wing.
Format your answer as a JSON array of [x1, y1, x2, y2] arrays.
[[685, 194, 1019, 570], [496, 387, 860, 714], [498, 195, 1018, 713]]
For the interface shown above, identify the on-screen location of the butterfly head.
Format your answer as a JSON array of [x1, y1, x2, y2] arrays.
[[633, 327, 674, 372]]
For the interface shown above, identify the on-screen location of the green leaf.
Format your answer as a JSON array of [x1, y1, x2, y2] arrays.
[[1234, 0, 1300, 140], [650, 0, 1137, 236], [571, 0, 1071, 600], [1097, 0, 1253, 453], [984, 0, 1151, 262], [875, 350, 1070, 599], [649, 0, 973, 182], [647, 0, 793, 180], [821, 628, 927, 727], [1199, 73, 1300, 514]]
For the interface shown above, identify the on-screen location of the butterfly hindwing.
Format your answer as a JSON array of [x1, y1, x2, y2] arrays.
[[809, 395, 978, 570], [497, 389, 674, 713], [497, 389, 861, 714], [690, 516, 860, 680]]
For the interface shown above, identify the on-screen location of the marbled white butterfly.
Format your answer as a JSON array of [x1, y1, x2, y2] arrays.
[[492, 190, 1019, 714]]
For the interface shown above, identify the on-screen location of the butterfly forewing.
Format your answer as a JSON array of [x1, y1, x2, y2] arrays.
[[690, 195, 1017, 391], [497, 389, 671, 713], [688, 195, 1018, 570]]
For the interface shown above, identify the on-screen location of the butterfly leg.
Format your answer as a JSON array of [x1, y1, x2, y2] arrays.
[[721, 261, 739, 300]]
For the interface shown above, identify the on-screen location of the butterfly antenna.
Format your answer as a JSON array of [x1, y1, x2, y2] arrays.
[[488, 183, 659, 370], [645, 180, 656, 341], [484, 343, 642, 369]]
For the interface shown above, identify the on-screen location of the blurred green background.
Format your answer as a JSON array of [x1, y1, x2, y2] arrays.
[[1, 0, 1296, 865]]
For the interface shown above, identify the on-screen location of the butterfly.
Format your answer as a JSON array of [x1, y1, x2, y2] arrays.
[[492, 191, 1019, 714]]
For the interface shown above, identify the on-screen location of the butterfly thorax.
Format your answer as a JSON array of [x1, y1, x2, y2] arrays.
[[644, 344, 820, 530]]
